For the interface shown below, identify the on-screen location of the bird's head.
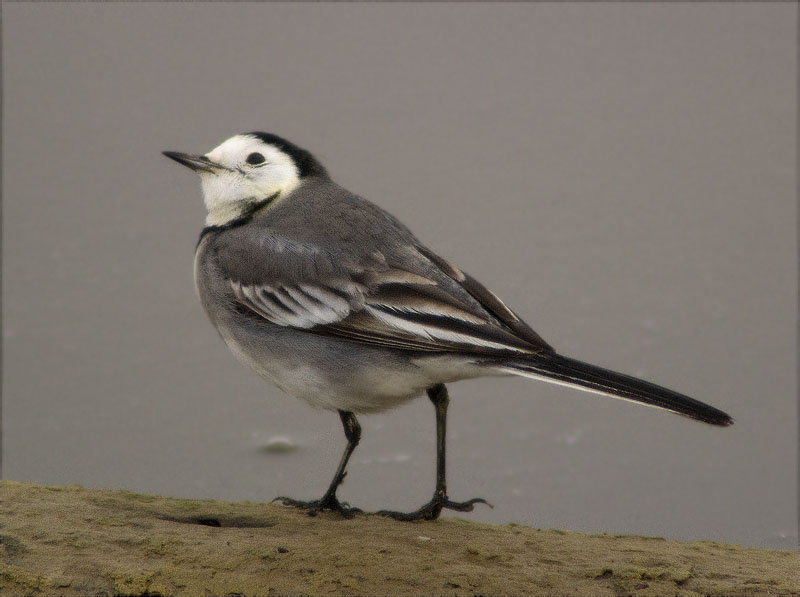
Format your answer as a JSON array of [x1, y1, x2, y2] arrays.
[[164, 132, 327, 226]]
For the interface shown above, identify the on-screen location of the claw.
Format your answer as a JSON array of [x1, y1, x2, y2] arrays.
[[273, 495, 362, 519], [376, 495, 492, 521]]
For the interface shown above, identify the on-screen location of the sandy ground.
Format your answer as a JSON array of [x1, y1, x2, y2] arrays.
[[1, 480, 798, 596]]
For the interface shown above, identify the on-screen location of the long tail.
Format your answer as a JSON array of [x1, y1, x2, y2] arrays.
[[503, 352, 733, 426]]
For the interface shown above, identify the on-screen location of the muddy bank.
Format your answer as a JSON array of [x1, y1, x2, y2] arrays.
[[1, 481, 797, 595]]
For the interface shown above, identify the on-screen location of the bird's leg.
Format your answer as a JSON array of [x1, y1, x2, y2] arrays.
[[274, 410, 363, 518], [377, 384, 491, 521]]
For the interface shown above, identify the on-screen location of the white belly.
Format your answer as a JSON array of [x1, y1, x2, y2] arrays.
[[216, 320, 494, 414]]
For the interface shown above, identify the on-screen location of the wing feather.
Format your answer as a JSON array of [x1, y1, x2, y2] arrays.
[[216, 226, 550, 355]]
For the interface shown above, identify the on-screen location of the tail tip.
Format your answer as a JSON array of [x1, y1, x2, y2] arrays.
[[708, 411, 734, 427]]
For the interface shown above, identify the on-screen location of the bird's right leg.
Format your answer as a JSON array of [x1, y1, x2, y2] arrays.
[[274, 410, 362, 518]]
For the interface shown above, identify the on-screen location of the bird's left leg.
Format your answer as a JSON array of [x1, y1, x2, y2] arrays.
[[377, 383, 491, 521], [274, 410, 363, 518]]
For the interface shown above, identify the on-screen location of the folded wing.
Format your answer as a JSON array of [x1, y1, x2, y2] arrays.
[[218, 228, 551, 356]]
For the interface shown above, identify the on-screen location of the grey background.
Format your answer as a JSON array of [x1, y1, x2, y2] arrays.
[[2, 3, 796, 550]]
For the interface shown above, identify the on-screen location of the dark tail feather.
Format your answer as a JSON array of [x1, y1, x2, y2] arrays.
[[505, 353, 733, 427]]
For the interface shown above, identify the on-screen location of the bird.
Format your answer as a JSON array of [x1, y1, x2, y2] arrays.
[[163, 132, 733, 521]]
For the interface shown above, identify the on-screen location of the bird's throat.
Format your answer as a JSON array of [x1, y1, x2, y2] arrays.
[[203, 192, 281, 229]]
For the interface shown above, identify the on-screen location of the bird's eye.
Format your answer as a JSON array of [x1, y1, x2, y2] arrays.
[[245, 152, 266, 166]]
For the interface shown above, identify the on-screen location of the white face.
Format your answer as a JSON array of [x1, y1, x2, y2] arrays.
[[198, 135, 301, 226]]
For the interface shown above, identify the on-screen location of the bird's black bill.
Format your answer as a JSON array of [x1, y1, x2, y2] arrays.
[[508, 353, 733, 426], [162, 151, 219, 173]]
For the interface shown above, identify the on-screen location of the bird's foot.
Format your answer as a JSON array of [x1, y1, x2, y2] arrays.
[[376, 491, 492, 521], [273, 494, 362, 519]]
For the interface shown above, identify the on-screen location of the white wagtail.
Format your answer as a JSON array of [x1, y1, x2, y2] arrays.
[[164, 132, 733, 521]]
